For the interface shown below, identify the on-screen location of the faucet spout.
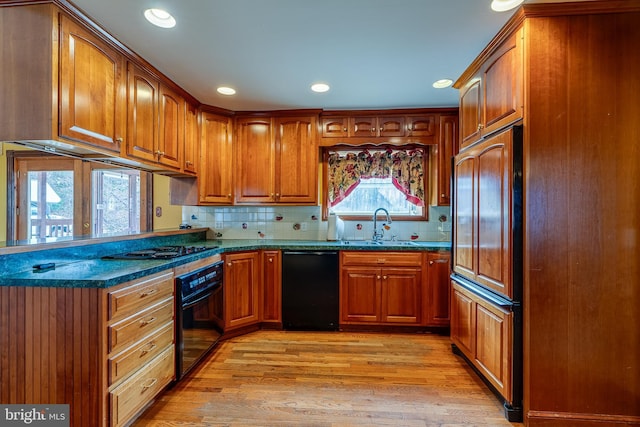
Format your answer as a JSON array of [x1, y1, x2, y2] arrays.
[[372, 208, 392, 241]]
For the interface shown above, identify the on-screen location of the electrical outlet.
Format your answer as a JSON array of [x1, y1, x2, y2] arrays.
[[301, 222, 308, 231], [214, 222, 223, 229]]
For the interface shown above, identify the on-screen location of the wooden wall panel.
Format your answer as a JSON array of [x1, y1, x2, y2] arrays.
[[525, 10, 640, 424], [0, 287, 103, 427]]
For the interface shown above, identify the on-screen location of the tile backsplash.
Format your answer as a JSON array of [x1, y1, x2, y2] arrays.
[[182, 205, 451, 242]]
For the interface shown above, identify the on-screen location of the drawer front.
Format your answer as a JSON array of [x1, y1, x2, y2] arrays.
[[108, 271, 174, 321], [341, 251, 423, 267], [108, 300, 174, 355], [110, 346, 175, 427], [108, 322, 174, 386]]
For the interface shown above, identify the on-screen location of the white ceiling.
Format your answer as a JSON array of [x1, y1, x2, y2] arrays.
[[71, 0, 522, 111]]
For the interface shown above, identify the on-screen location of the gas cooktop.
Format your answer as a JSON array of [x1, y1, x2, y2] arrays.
[[102, 245, 217, 260]]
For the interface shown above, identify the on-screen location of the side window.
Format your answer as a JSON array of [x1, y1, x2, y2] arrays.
[[324, 146, 428, 220], [9, 151, 151, 241]]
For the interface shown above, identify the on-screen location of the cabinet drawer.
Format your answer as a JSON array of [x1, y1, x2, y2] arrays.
[[108, 322, 174, 386], [341, 251, 423, 267], [110, 346, 174, 427], [108, 300, 174, 355], [108, 271, 174, 321]]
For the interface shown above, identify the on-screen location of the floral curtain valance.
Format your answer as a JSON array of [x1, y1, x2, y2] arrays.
[[327, 148, 425, 207]]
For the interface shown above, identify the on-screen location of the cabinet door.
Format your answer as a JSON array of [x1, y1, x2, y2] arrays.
[[482, 28, 523, 137], [451, 283, 474, 355], [262, 250, 282, 324], [183, 102, 199, 174], [157, 84, 183, 169], [349, 116, 377, 138], [321, 117, 348, 138], [340, 267, 380, 323], [452, 153, 476, 279], [459, 77, 482, 150], [475, 129, 513, 298], [426, 252, 451, 327], [377, 116, 405, 138], [224, 252, 260, 330], [475, 297, 512, 402], [235, 118, 275, 203], [381, 267, 422, 324], [406, 115, 435, 137], [435, 114, 458, 206], [125, 63, 158, 163], [274, 116, 318, 204], [199, 112, 233, 203], [59, 15, 125, 152]]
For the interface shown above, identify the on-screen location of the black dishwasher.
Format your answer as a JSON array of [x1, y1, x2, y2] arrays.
[[282, 251, 339, 331]]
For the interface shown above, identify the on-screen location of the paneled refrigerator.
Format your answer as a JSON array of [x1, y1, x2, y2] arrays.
[[450, 125, 523, 421]]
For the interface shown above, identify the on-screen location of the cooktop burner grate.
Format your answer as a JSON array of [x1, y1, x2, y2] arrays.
[[102, 245, 217, 260]]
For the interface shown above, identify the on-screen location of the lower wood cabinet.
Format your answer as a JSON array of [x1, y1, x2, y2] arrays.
[[105, 270, 176, 427], [224, 251, 261, 331], [450, 281, 513, 402], [425, 251, 451, 327], [261, 250, 282, 326], [340, 252, 424, 326]]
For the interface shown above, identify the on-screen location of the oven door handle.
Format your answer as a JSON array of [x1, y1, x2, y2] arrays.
[[182, 290, 214, 309]]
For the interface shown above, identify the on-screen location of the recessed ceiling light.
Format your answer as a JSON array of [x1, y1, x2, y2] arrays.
[[432, 79, 453, 89], [217, 86, 236, 96], [490, 0, 524, 12], [311, 83, 330, 93], [144, 8, 176, 28]]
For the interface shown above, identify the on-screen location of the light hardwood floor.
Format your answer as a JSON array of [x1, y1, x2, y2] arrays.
[[133, 330, 522, 426]]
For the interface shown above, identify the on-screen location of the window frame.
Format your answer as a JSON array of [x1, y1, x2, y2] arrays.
[[321, 144, 429, 222], [7, 150, 152, 240]]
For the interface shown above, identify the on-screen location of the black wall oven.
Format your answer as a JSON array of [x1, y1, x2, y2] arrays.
[[175, 260, 224, 380]]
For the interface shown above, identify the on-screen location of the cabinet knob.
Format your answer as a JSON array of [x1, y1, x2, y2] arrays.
[[275, 193, 280, 198], [379, 127, 383, 132], [441, 193, 446, 198], [377, 275, 381, 279], [116, 137, 123, 143], [343, 127, 347, 132], [268, 258, 273, 263], [185, 160, 193, 165], [429, 261, 434, 265], [227, 262, 232, 266], [383, 275, 387, 280], [477, 124, 484, 131], [227, 194, 232, 198]]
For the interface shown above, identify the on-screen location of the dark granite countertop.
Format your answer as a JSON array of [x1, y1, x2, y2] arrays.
[[0, 238, 450, 288]]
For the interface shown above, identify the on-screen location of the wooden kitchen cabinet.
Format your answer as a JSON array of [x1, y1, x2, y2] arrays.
[[430, 114, 458, 206], [425, 251, 451, 327], [261, 250, 282, 326], [199, 112, 234, 203], [458, 28, 523, 151], [453, 127, 518, 299], [321, 116, 349, 138], [235, 115, 318, 204], [224, 251, 261, 331], [340, 252, 423, 325], [349, 116, 406, 138], [59, 14, 126, 153], [156, 83, 184, 170], [321, 112, 438, 140], [126, 62, 159, 164], [182, 102, 199, 175], [450, 281, 513, 404]]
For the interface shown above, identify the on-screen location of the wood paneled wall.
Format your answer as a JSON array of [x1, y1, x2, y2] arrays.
[[0, 287, 103, 426]]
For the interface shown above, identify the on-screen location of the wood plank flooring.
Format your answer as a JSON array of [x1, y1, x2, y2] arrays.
[[133, 331, 522, 426]]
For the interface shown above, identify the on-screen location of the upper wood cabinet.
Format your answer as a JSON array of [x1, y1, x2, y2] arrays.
[[156, 84, 184, 170], [453, 126, 519, 299], [321, 112, 437, 141], [457, 28, 523, 151], [432, 114, 458, 206], [126, 63, 159, 164], [183, 102, 199, 175], [58, 14, 126, 153], [235, 115, 318, 204], [199, 112, 233, 204]]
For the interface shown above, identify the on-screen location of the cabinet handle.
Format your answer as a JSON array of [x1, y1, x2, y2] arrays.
[[116, 137, 123, 143], [141, 378, 158, 391], [139, 288, 157, 298], [377, 258, 386, 264], [139, 317, 156, 327], [477, 124, 484, 131], [185, 160, 193, 166], [140, 341, 157, 356]]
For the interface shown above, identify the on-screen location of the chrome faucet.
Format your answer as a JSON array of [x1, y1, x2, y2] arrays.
[[372, 208, 392, 241]]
